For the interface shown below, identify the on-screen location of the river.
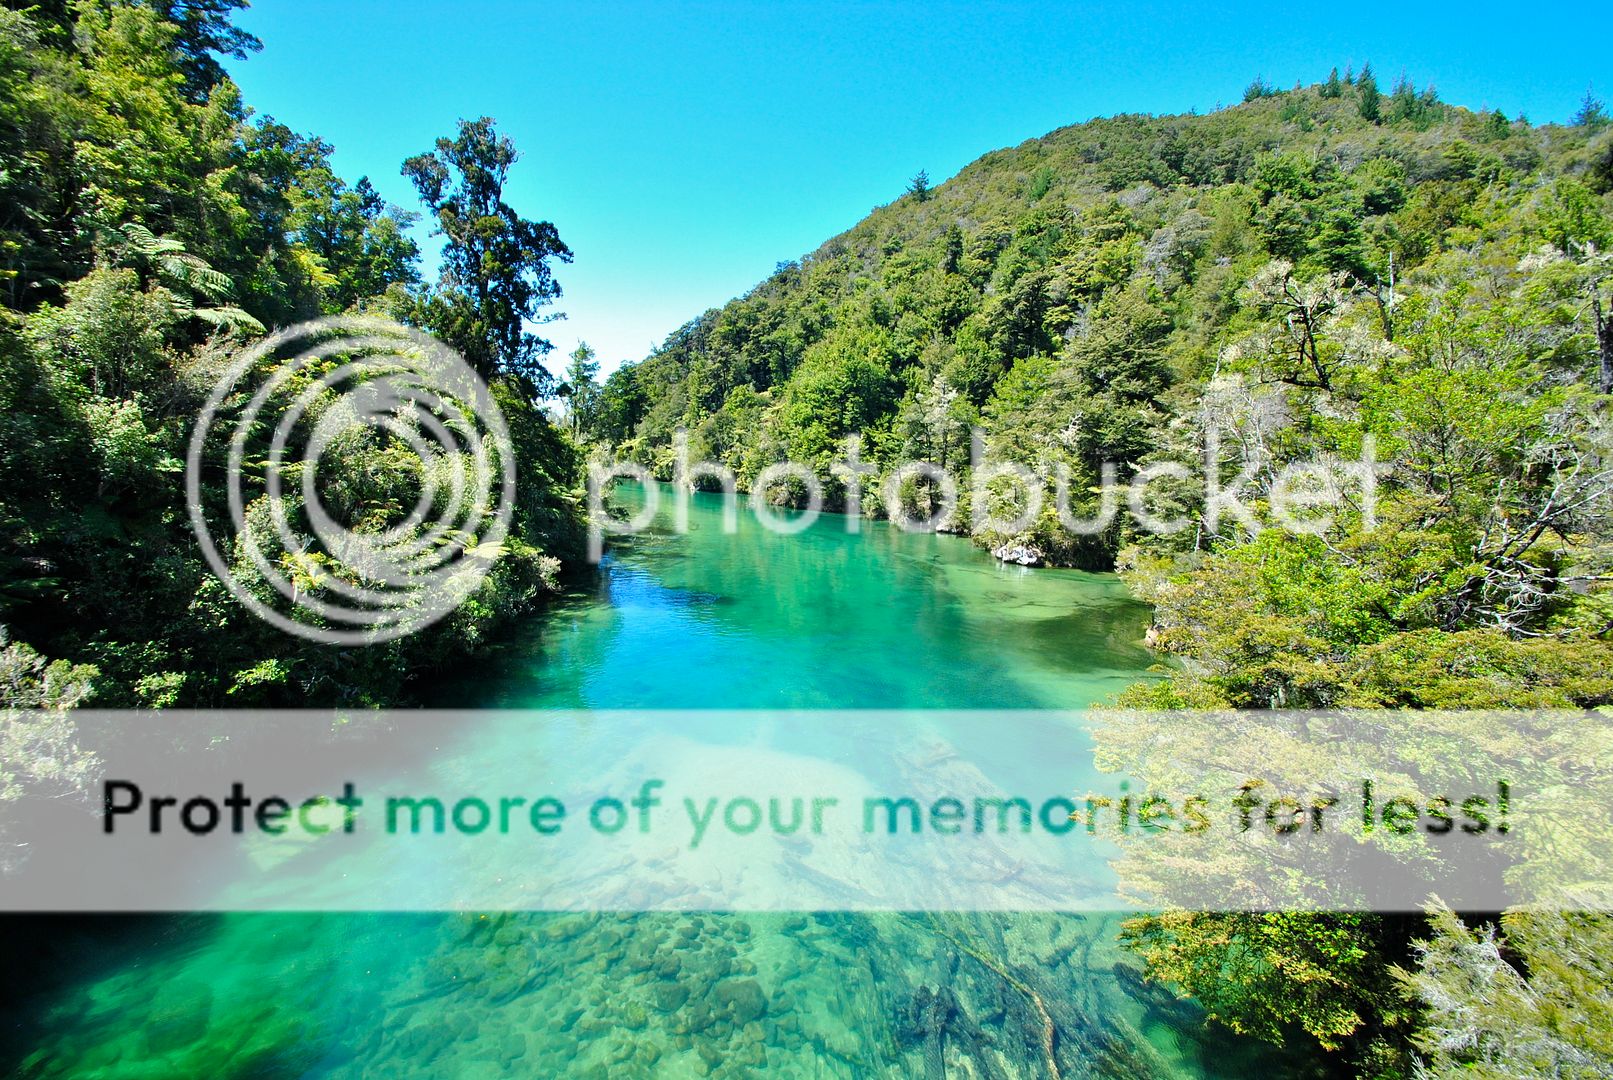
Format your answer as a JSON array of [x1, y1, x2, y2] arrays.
[[3, 486, 1288, 1078]]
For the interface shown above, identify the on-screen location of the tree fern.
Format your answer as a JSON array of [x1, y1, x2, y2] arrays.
[[114, 223, 264, 333]]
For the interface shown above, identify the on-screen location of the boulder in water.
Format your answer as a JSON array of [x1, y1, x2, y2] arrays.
[[713, 978, 767, 1025], [653, 981, 690, 1012], [991, 543, 1044, 566]]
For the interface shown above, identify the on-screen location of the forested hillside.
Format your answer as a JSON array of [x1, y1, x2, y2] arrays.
[[601, 71, 1610, 538], [596, 71, 1613, 1075], [599, 67, 1613, 709], [0, 0, 585, 713]]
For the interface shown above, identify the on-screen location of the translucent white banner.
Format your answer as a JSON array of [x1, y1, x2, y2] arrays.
[[1, 710, 1606, 911]]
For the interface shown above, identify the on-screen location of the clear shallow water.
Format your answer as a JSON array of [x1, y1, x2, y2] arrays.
[[464, 485, 1158, 710], [4, 487, 1289, 1078]]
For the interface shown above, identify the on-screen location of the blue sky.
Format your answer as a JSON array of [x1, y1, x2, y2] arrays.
[[229, 1, 1611, 375]]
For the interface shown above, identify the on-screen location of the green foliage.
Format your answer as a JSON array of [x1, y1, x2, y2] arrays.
[[5, 29, 1604, 1071], [1096, 694, 1613, 1072], [0, 8, 77, 307], [402, 117, 572, 391], [0, 0, 418, 326], [1539, 178, 1612, 254], [24, 268, 176, 398], [1348, 630, 1613, 708], [777, 323, 899, 470], [150, 0, 262, 102], [1397, 904, 1613, 1078], [0, 626, 100, 869], [1026, 165, 1056, 201], [907, 169, 931, 202], [232, 119, 423, 321], [1242, 76, 1279, 102], [1575, 90, 1610, 130], [1121, 911, 1412, 1053], [1387, 75, 1441, 129], [1357, 63, 1382, 122], [0, 3, 587, 713], [563, 341, 601, 437], [0, 627, 96, 715], [112, 223, 264, 333]]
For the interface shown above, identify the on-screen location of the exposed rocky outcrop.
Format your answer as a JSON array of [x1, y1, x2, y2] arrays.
[[991, 543, 1044, 567]]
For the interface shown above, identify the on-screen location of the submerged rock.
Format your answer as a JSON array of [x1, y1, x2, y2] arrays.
[[394, 1020, 454, 1064], [713, 978, 767, 1025], [653, 981, 690, 1012], [497, 1031, 527, 1065]]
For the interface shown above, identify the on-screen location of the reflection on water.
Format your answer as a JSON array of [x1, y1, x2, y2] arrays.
[[2, 486, 1294, 1078]]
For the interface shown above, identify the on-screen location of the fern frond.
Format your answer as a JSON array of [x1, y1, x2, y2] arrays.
[[187, 266, 235, 301], [192, 306, 266, 334], [119, 222, 184, 256]]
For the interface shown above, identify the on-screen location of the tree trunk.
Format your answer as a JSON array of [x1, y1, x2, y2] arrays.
[[1597, 294, 1613, 395]]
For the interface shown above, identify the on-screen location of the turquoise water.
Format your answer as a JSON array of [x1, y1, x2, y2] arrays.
[[465, 486, 1156, 710], [4, 487, 1287, 1078]]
